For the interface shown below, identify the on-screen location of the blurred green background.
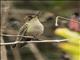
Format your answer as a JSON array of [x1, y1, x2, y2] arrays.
[[1, 0, 80, 60]]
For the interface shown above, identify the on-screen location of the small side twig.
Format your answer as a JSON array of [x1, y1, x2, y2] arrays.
[[0, 34, 34, 38], [55, 16, 80, 26]]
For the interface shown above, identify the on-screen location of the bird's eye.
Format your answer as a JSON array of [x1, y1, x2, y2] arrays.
[[28, 15, 35, 21], [24, 15, 34, 22], [28, 16, 33, 19]]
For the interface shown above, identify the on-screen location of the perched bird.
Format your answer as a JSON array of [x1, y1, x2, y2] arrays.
[[13, 15, 44, 48], [54, 28, 80, 60]]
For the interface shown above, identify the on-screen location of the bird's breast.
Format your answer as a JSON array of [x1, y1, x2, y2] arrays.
[[27, 23, 44, 36]]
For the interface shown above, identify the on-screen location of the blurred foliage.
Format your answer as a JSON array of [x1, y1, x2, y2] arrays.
[[12, 1, 80, 16], [55, 28, 80, 60], [2, 0, 80, 60], [13, 1, 79, 8]]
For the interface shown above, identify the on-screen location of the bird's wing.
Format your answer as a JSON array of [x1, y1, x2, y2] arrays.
[[12, 23, 28, 48], [16, 23, 28, 41], [16, 23, 34, 48], [16, 27, 28, 48]]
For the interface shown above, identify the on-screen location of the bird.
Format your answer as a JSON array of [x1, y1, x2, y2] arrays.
[[12, 15, 44, 48]]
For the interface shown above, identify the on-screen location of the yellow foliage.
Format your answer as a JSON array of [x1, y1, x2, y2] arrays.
[[54, 28, 80, 60]]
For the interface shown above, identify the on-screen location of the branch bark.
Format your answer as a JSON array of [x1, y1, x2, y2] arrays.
[[1, 1, 21, 60], [0, 37, 8, 60], [28, 43, 46, 60]]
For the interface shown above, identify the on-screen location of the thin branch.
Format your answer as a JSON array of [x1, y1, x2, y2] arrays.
[[1, 36, 8, 60], [28, 43, 46, 60], [0, 34, 34, 38], [58, 16, 80, 23], [0, 39, 67, 46], [55, 16, 80, 26], [57, 16, 70, 20]]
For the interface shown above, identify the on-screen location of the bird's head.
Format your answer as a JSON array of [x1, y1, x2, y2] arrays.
[[24, 15, 36, 21], [24, 11, 40, 21]]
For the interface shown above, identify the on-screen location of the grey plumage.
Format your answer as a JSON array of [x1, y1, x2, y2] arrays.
[[12, 16, 44, 48]]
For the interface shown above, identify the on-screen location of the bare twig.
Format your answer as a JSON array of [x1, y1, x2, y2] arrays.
[[0, 36, 8, 60], [28, 43, 46, 60], [0, 39, 67, 46], [0, 34, 34, 38], [55, 16, 80, 26]]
